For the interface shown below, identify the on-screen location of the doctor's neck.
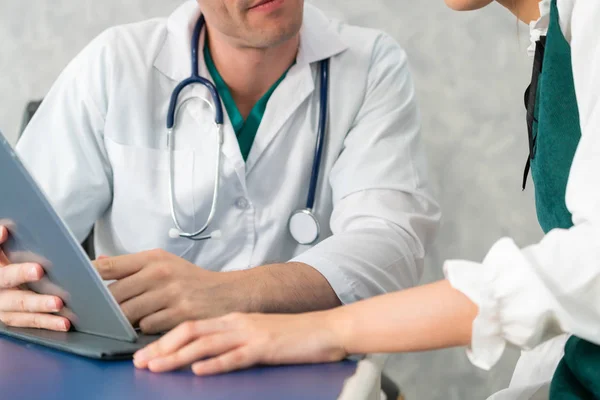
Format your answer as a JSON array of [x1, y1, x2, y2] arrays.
[[204, 24, 300, 120]]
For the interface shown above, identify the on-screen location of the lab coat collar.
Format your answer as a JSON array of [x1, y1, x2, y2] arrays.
[[153, 1, 349, 82], [154, 1, 201, 82], [297, 3, 349, 65]]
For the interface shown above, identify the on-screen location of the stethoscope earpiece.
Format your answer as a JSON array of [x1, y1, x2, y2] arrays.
[[168, 228, 182, 239]]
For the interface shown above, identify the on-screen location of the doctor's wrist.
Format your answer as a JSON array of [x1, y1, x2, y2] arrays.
[[214, 269, 262, 314], [226, 265, 285, 314], [233, 262, 341, 314]]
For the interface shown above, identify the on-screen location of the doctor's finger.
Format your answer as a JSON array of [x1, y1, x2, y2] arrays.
[[138, 308, 181, 335], [0, 290, 63, 313], [120, 289, 167, 327], [0, 311, 70, 331], [0, 263, 44, 289], [145, 333, 243, 373], [108, 265, 159, 304], [93, 253, 148, 280]]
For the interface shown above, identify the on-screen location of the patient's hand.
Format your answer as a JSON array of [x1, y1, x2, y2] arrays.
[[0, 226, 70, 331], [132, 312, 347, 375]]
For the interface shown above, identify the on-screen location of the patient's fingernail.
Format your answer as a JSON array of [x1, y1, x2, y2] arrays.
[[134, 350, 147, 362], [133, 357, 145, 368]]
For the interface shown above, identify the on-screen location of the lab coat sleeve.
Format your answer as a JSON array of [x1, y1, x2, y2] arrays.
[[15, 29, 115, 242], [444, 0, 600, 370], [292, 34, 441, 304]]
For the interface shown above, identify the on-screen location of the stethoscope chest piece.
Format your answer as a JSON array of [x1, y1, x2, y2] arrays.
[[288, 209, 320, 245]]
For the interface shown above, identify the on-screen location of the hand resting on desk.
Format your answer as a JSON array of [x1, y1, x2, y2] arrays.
[[133, 281, 477, 375], [132, 312, 348, 375]]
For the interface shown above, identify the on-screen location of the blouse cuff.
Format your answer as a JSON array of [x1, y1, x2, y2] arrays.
[[444, 238, 550, 370]]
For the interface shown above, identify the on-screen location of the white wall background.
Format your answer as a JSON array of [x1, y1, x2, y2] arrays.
[[0, 1, 544, 398]]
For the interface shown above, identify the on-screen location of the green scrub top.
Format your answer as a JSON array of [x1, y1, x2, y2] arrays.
[[203, 43, 290, 162]]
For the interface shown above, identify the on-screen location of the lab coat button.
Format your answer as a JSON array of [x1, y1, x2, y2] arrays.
[[235, 197, 250, 209]]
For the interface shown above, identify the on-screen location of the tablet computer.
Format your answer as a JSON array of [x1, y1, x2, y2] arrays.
[[0, 131, 157, 359]]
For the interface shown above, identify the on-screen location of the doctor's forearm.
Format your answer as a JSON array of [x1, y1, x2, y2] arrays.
[[326, 280, 477, 354], [242, 262, 342, 313]]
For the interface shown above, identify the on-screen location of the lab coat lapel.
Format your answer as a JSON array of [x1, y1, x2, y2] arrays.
[[184, 44, 247, 183], [244, 3, 349, 174], [182, 85, 247, 187], [245, 65, 315, 174]]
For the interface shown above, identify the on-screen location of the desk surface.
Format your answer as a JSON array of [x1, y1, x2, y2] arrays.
[[0, 336, 357, 400]]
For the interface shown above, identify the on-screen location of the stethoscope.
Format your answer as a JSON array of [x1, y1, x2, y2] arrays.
[[167, 15, 329, 246]]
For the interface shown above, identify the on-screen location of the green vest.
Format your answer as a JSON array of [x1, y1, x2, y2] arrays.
[[525, 0, 599, 397], [525, 1, 580, 232]]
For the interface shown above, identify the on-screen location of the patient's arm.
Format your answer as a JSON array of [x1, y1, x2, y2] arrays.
[[131, 280, 477, 375]]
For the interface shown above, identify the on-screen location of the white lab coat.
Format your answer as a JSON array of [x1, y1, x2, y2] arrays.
[[444, 0, 600, 398], [16, 1, 440, 305]]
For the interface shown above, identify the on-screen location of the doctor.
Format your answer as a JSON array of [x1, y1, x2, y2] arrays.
[[0, 0, 439, 334]]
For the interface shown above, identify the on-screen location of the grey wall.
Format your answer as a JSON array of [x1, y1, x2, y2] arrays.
[[0, 1, 543, 398]]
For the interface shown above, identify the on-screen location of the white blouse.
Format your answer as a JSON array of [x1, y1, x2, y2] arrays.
[[527, 0, 551, 56], [444, 0, 600, 397]]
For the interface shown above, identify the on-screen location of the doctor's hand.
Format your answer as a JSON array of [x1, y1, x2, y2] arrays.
[[132, 311, 347, 375], [94, 249, 248, 334], [0, 226, 70, 331]]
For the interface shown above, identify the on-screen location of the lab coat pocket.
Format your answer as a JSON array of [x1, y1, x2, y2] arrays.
[[104, 137, 196, 257]]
